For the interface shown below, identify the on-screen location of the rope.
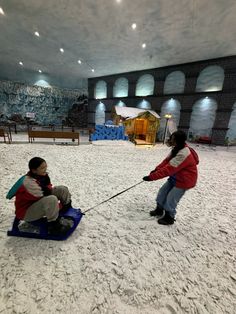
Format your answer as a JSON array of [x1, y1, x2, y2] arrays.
[[1, 181, 144, 234], [83, 181, 144, 214]]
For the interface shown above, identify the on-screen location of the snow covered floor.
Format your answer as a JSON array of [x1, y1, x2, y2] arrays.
[[0, 138, 235, 314]]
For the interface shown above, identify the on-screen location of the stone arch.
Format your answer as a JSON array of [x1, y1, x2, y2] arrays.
[[158, 98, 181, 140], [196, 65, 224, 92], [116, 100, 126, 107], [135, 74, 154, 96], [113, 77, 128, 97], [95, 80, 107, 99], [137, 99, 151, 109], [95, 102, 106, 125], [189, 97, 217, 139], [164, 71, 185, 94], [226, 102, 236, 142]]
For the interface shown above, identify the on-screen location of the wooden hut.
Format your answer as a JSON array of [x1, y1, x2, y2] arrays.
[[112, 106, 160, 145]]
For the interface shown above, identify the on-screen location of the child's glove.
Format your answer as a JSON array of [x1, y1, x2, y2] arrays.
[[43, 175, 51, 185], [39, 174, 52, 196], [143, 176, 151, 181], [42, 186, 52, 196]]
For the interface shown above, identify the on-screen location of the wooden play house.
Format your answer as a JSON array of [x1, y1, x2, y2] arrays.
[[112, 106, 160, 145]]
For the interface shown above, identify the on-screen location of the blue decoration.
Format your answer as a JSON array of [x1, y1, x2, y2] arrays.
[[105, 120, 114, 125], [90, 125, 128, 141]]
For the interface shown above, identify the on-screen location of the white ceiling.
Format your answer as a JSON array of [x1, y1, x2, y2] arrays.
[[0, 0, 236, 89]]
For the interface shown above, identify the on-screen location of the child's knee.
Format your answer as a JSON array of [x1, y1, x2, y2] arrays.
[[54, 185, 69, 193], [61, 185, 69, 192], [46, 195, 58, 205]]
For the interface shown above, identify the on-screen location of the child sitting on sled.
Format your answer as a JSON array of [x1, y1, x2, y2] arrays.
[[8, 157, 73, 236]]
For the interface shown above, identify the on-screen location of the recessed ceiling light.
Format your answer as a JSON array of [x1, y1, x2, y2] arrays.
[[142, 43, 146, 49], [91, 69, 95, 72], [0, 7, 5, 15], [131, 23, 137, 30], [38, 70, 42, 73], [78, 60, 82, 64], [116, 0, 122, 3], [60, 48, 64, 53], [19, 61, 23, 66], [34, 31, 40, 37]]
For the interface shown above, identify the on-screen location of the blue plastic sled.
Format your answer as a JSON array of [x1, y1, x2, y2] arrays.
[[7, 207, 83, 241]]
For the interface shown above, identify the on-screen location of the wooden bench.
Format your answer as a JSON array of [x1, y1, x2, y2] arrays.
[[0, 128, 11, 143], [28, 130, 80, 145]]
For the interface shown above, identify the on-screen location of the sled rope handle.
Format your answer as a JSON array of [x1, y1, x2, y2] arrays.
[[1, 181, 144, 233], [83, 181, 144, 214]]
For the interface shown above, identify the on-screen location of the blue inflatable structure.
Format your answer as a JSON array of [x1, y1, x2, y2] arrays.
[[7, 207, 83, 241], [90, 125, 128, 141]]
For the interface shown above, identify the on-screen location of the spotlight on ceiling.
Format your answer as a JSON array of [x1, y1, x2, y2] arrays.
[[34, 31, 40, 37], [19, 61, 23, 66], [142, 43, 146, 49], [60, 48, 64, 53], [131, 23, 137, 30], [0, 7, 5, 15], [38, 69, 42, 73], [91, 69, 95, 72], [78, 60, 82, 64]]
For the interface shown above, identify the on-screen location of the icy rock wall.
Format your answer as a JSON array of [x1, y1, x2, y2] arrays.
[[0, 80, 87, 125]]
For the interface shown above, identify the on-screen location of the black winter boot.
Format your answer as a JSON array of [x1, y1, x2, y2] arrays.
[[47, 217, 71, 236], [158, 211, 175, 225], [149, 205, 164, 217]]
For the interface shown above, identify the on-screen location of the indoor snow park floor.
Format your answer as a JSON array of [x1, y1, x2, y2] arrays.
[[0, 134, 235, 314]]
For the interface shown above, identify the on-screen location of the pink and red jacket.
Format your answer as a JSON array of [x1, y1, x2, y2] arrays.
[[149, 145, 199, 189], [7, 173, 52, 220]]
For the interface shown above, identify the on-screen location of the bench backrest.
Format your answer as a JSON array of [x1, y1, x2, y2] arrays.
[[28, 130, 79, 139]]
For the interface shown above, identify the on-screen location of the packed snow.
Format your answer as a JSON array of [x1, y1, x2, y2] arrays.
[[0, 135, 235, 314]]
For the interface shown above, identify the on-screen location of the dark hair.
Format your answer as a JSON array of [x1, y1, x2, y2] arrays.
[[170, 130, 187, 159], [28, 157, 46, 170]]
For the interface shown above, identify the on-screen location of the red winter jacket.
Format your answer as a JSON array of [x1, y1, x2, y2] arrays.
[[149, 145, 199, 189], [14, 174, 52, 219]]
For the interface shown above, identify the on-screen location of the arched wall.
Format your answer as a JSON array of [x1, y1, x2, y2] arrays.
[[137, 99, 151, 109], [164, 71, 185, 94], [88, 57, 236, 145], [116, 100, 126, 107], [95, 102, 106, 125], [135, 74, 154, 96], [113, 78, 128, 97], [196, 66, 224, 92], [158, 99, 181, 140], [95, 80, 107, 99], [226, 102, 236, 141], [189, 97, 217, 138]]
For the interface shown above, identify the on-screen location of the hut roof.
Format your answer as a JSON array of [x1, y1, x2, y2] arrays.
[[114, 106, 160, 120]]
